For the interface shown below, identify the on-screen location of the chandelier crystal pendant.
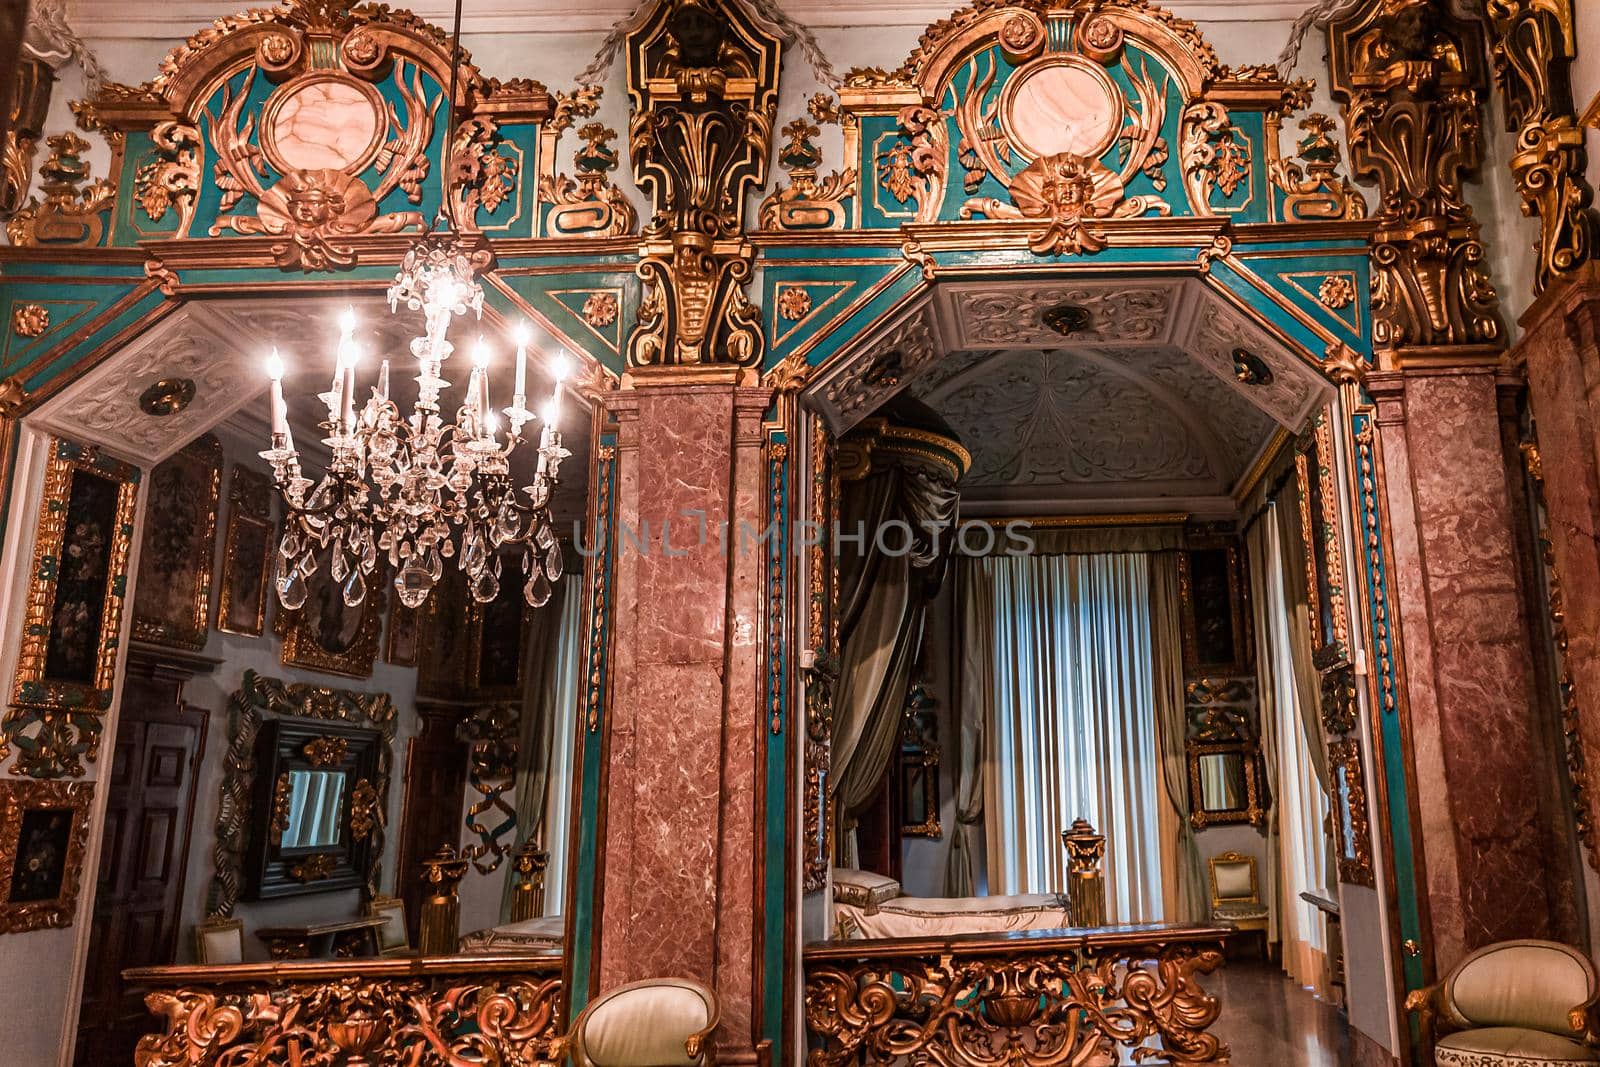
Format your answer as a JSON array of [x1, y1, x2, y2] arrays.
[[259, 238, 572, 613]]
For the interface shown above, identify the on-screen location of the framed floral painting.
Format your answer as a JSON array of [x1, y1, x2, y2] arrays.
[[132, 434, 222, 650], [0, 778, 92, 933]]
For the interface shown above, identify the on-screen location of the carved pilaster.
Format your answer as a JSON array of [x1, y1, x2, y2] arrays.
[[1485, 0, 1599, 293], [2, 56, 52, 220], [624, 0, 780, 370], [1327, 0, 1505, 362]]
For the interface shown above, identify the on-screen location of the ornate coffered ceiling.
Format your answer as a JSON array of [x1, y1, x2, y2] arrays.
[[809, 275, 1330, 517]]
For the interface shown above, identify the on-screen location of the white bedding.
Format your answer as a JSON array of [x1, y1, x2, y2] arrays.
[[835, 892, 1074, 940], [458, 915, 565, 956]]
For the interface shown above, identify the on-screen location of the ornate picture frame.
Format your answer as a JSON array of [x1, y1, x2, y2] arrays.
[[0, 778, 92, 933], [132, 434, 222, 650], [12, 438, 139, 713], [206, 671, 395, 918], [465, 571, 533, 698], [1178, 542, 1253, 676], [276, 568, 385, 679], [384, 603, 419, 667], [216, 465, 275, 638], [1329, 737, 1376, 887]]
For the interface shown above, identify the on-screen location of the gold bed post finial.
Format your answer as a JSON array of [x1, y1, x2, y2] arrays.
[[510, 838, 550, 922], [418, 844, 471, 955], [1061, 817, 1108, 927]]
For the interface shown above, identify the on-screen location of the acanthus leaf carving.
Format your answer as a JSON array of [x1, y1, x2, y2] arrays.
[[760, 100, 857, 232], [5, 131, 115, 247]]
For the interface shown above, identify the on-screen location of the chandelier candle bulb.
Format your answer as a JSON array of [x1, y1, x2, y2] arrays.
[[266, 351, 288, 438], [377, 359, 390, 402], [513, 323, 529, 403]]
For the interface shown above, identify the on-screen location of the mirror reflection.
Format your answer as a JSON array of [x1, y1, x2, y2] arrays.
[[282, 770, 346, 850], [1337, 764, 1357, 860], [1198, 753, 1247, 812]]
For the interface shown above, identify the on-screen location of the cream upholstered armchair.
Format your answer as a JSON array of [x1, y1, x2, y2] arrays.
[[567, 978, 720, 1067], [1407, 940, 1600, 1065], [1207, 851, 1268, 959]]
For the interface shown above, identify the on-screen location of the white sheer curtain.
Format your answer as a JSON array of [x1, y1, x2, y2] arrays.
[[539, 577, 583, 914], [982, 553, 1165, 923], [1249, 502, 1330, 992]]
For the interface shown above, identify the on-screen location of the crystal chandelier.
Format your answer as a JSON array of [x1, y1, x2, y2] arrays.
[[259, 237, 572, 613]]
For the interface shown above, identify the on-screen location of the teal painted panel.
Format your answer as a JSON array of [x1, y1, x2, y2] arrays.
[[759, 259, 905, 369], [472, 121, 540, 239], [1207, 256, 1374, 366], [0, 273, 149, 377], [493, 270, 640, 375], [762, 429, 789, 1050], [111, 130, 181, 246], [858, 114, 918, 230], [1350, 409, 1425, 994], [22, 288, 168, 391], [1235, 250, 1371, 353], [568, 431, 617, 1017]]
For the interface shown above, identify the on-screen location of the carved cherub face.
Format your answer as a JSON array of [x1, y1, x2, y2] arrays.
[[281, 175, 348, 228], [667, 2, 725, 67], [1044, 157, 1094, 211]]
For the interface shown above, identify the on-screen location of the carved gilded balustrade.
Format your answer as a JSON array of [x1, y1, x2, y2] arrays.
[[127, 954, 564, 1066], [804, 924, 1232, 1066]]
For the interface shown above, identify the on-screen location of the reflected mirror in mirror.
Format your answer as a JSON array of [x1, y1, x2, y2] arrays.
[[1337, 764, 1356, 860], [282, 769, 346, 850], [1198, 752, 1247, 812]]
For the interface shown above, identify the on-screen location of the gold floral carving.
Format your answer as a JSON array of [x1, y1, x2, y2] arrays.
[[0, 779, 92, 934], [777, 285, 813, 322], [804, 931, 1231, 1066], [1268, 113, 1368, 222], [1181, 102, 1251, 211], [1319, 274, 1357, 309], [133, 960, 564, 1067], [133, 121, 201, 230], [624, 0, 779, 368], [803, 421, 835, 893], [349, 778, 378, 841], [1328, 0, 1504, 358], [1485, 0, 1598, 292], [289, 852, 337, 883], [450, 117, 519, 227], [582, 291, 620, 329], [302, 735, 348, 767], [5, 132, 116, 247], [11, 304, 48, 338], [268, 772, 291, 846], [760, 104, 857, 231]]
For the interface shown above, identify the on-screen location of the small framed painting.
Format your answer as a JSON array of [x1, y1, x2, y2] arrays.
[[276, 566, 385, 679], [0, 779, 92, 933], [12, 438, 139, 713], [132, 434, 222, 650], [216, 466, 275, 638]]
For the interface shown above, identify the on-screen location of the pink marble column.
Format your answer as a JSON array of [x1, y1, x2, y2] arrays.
[[1369, 366, 1557, 969], [1517, 265, 1600, 875], [595, 374, 773, 1064]]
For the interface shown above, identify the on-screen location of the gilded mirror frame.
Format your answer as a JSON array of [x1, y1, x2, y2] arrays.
[[1185, 737, 1265, 830]]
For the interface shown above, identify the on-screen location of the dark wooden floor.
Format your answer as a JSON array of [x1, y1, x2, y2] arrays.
[[1210, 959, 1356, 1066]]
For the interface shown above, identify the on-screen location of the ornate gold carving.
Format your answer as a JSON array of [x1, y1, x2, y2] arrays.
[[1061, 816, 1107, 927], [302, 735, 348, 767], [134, 121, 201, 232], [510, 838, 549, 922], [1268, 113, 1368, 222], [269, 772, 291, 846], [2, 57, 53, 221], [1328, 0, 1504, 358], [1485, 0, 1598, 292], [11, 304, 48, 338], [5, 132, 116, 247], [460, 703, 519, 874], [0, 779, 92, 934], [804, 930, 1230, 1066], [760, 101, 857, 231], [349, 778, 378, 841], [450, 117, 519, 227], [289, 852, 337, 883], [207, 673, 395, 918], [957, 52, 1170, 253], [1316, 645, 1360, 736], [134, 958, 564, 1067], [582, 290, 619, 328], [1525, 440, 1599, 870], [542, 120, 637, 237], [804, 422, 835, 893], [1319, 274, 1357, 309], [624, 0, 780, 368]]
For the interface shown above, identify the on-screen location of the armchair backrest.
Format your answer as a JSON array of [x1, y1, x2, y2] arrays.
[[1443, 940, 1597, 1037], [569, 977, 720, 1067], [1208, 851, 1258, 907]]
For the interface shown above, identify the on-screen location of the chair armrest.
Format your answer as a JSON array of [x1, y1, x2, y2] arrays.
[[685, 995, 722, 1065], [1405, 982, 1445, 1050], [1569, 994, 1600, 1046]]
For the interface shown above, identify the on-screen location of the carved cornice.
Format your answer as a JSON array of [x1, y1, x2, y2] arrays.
[[1484, 0, 1599, 293], [1327, 0, 1505, 363], [624, 0, 780, 369]]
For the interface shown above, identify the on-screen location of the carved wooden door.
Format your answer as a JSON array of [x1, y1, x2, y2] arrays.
[[73, 657, 209, 1066]]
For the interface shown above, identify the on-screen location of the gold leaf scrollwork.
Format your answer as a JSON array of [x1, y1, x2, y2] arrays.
[[1485, 0, 1598, 293], [541, 120, 637, 237], [2, 57, 53, 222], [5, 132, 116, 247], [760, 102, 857, 231], [450, 116, 519, 229], [804, 937, 1230, 1067], [1182, 102, 1251, 213], [1268, 113, 1368, 222]]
